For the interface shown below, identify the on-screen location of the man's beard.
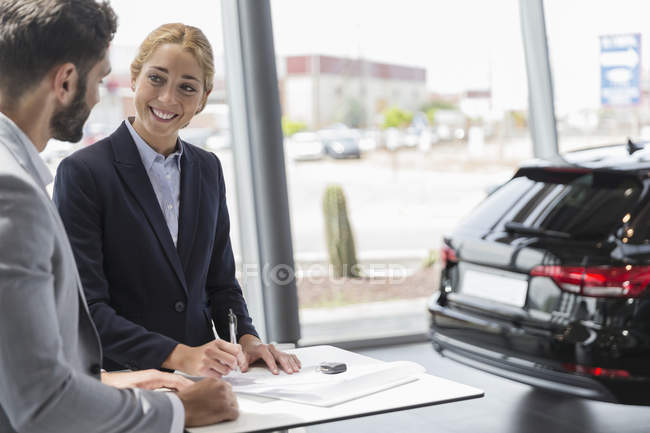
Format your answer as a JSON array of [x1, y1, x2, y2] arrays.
[[50, 72, 91, 143]]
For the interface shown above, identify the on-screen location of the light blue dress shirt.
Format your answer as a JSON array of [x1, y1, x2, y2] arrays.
[[0, 112, 184, 433], [0, 112, 53, 188], [125, 119, 183, 246]]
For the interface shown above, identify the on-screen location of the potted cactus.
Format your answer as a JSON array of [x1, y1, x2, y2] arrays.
[[323, 185, 360, 278]]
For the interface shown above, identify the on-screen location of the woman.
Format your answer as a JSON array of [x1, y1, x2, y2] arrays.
[[53, 23, 299, 377]]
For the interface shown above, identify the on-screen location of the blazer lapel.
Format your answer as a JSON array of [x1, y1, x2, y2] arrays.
[[176, 142, 201, 276], [110, 123, 189, 296]]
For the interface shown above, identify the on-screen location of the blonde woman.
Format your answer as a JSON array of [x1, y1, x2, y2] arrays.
[[54, 23, 300, 378]]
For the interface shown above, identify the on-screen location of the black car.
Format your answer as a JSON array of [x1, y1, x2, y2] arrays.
[[429, 144, 650, 405]]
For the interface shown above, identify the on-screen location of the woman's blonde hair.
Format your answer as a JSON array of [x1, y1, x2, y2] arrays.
[[131, 23, 214, 111]]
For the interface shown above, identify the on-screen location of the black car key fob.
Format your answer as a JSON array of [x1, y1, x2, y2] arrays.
[[318, 362, 347, 374]]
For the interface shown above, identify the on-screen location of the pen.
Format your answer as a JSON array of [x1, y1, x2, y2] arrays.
[[228, 308, 239, 373], [227, 308, 237, 345]]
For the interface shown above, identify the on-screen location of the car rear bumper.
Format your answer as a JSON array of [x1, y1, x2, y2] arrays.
[[429, 299, 650, 405], [430, 330, 617, 402]]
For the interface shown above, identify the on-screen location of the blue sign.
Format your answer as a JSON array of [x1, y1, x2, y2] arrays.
[[600, 33, 641, 106]]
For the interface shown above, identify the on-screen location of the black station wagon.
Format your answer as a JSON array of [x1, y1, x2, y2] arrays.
[[429, 143, 650, 405]]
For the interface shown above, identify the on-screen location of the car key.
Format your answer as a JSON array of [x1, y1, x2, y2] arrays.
[[318, 362, 347, 374]]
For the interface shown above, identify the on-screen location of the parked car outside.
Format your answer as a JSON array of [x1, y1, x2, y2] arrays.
[[434, 109, 466, 142], [322, 136, 361, 159], [317, 128, 361, 159], [358, 129, 380, 153], [285, 132, 324, 161], [429, 143, 650, 405], [383, 127, 403, 151]]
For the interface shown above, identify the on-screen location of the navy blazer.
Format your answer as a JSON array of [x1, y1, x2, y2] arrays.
[[53, 122, 258, 371]]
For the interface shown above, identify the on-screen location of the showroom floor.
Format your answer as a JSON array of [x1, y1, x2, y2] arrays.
[[302, 342, 650, 433]]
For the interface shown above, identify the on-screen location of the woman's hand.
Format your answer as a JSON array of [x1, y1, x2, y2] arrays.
[[101, 369, 193, 391], [162, 340, 246, 378], [239, 334, 301, 375]]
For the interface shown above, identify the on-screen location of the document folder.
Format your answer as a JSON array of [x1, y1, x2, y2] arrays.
[[222, 346, 426, 407]]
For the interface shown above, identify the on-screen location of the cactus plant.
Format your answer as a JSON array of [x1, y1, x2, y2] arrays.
[[323, 184, 360, 278]]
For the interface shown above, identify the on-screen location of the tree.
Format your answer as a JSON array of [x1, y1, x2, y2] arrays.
[[281, 117, 307, 136], [382, 106, 413, 129], [421, 100, 457, 125]]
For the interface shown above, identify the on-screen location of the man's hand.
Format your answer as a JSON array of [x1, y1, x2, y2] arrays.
[[101, 369, 193, 391], [178, 378, 239, 427], [162, 341, 246, 378], [239, 334, 301, 375]]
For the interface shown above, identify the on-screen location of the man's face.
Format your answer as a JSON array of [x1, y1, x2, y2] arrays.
[[50, 53, 111, 142]]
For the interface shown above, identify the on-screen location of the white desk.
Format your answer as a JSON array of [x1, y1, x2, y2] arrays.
[[188, 345, 483, 433]]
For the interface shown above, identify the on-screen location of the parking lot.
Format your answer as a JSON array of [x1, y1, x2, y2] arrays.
[[215, 139, 529, 260]]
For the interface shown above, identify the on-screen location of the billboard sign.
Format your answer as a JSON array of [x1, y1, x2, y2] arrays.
[[600, 33, 641, 106]]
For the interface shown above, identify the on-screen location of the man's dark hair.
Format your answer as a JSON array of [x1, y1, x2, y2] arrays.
[[0, 0, 117, 104]]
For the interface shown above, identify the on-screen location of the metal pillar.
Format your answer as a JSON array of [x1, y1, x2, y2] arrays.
[[519, 0, 562, 161], [221, 0, 300, 344]]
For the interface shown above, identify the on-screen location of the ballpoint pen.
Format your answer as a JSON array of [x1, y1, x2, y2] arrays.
[[228, 308, 239, 373]]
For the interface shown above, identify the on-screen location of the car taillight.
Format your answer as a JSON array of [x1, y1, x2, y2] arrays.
[[530, 265, 650, 298], [440, 245, 458, 267], [563, 363, 631, 379]]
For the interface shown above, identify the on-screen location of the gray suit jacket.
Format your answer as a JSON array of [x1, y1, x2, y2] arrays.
[[0, 114, 175, 433]]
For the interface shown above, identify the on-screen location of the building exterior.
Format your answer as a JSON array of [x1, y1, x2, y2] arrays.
[[94, 48, 427, 137], [459, 89, 492, 120], [281, 55, 427, 129]]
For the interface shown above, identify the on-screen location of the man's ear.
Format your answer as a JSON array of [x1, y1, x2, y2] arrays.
[[52, 63, 78, 105]]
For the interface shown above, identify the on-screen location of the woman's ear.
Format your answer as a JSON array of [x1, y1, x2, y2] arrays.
[[196, 88, 212, 114], [130, 72, 139, 92]]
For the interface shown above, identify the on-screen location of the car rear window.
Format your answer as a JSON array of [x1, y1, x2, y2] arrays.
[[456, 176, 535, 234], [502, 170, 642, 241]]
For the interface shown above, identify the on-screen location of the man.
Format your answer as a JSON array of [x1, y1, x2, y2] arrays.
[[0, 1, 238, 432]]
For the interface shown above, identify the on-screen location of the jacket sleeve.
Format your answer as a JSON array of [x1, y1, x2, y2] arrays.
[[0, 174, 176, 433], [206, 154, 259, 341], [53, 156, 178, 370]]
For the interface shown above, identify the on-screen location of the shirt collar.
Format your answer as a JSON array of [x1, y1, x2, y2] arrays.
[[125, 117, 183, 171], [0, 112, 53, 188]]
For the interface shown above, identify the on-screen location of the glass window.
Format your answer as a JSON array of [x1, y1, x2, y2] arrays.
[[456, 176, 535, 235], [271, 0, 533, 343], [544, 0, 650, 153]]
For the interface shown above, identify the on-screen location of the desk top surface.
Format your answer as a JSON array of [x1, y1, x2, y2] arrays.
[[188, 345, 483, 433]]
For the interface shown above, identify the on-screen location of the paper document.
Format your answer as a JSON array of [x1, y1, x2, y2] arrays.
[[222, 360, 425, 407]]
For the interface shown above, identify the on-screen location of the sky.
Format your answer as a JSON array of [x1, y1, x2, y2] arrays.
[[108, 0, 650, 112]]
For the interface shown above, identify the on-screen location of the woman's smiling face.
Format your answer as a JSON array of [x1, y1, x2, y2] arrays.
[[131, 43, 206, 146]]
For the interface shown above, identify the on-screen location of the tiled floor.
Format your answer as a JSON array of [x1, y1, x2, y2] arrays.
[[303, 342, 650, 433]]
